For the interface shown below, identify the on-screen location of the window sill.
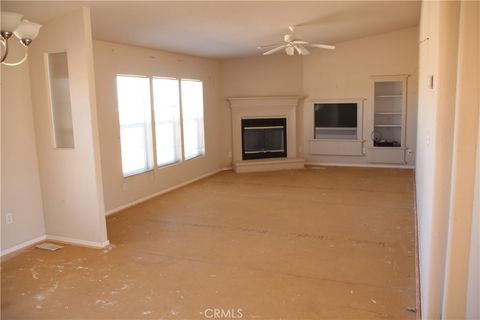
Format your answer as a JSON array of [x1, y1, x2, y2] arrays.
[[156, 161, 182, 170], [123, 169, 154, 179], [185, 153, 206, 162]]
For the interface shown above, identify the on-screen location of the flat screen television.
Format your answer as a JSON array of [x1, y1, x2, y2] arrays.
[[314, 103, 357, 128]]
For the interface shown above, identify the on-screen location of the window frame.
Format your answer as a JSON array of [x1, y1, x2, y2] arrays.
[[115, 75, 206, 178], [116, 74, 155, 177], [180, 78, 206, 161], [152, 76, 183, 168]]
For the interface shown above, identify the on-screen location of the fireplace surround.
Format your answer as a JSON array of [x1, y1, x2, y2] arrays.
[[228, 96, 305, 172]]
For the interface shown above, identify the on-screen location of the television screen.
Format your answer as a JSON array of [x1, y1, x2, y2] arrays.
[[314, 103, 357, 128]]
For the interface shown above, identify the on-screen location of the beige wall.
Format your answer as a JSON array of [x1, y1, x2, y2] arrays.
[[93, 41, 224, 212], [416, 1, 479, 319], [220, 27, 418, 166], [28, 8, 108, 246], [220, 54, 304, 165], [1, 41, 46, 252]]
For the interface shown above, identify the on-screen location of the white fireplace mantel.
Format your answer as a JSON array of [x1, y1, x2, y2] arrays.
[[228, 96, 303, 109], [227, 96, 305, 172]]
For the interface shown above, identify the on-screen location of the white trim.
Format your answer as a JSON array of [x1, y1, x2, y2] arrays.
[[1, 234, 112, 256], [1, 235, 47, 257], [305, 161, 415, 169], [305, 99, 365, 157], [106, 167, 232, 216], [308, 97, 367, 103], [46, 235, 110, 249], [228, 96, 303, 102]]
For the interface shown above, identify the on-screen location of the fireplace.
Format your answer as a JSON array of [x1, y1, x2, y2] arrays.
[[227, 96, 304, 172], [241, 118, 287, 160]]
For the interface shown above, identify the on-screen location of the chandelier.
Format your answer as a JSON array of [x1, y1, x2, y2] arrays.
[[1, 11, 42, 66]]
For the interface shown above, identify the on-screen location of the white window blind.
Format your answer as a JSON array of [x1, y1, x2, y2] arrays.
[[152, 78, 181, 167], [181, 79, 205, 160], [116, 75, 153, 176]]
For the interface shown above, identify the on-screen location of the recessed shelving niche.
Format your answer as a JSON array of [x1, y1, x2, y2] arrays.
[[368, 75, 408, 164]]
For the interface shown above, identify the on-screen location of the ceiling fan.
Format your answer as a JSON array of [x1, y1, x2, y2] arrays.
[[257, 26, 335, 56]]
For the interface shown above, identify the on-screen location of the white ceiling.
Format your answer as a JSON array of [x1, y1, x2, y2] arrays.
[[3, 1, 420, 59]]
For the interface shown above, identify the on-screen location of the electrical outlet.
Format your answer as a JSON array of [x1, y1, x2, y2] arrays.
[[5, 213, 13, 225], [228, 151, 232, 158]]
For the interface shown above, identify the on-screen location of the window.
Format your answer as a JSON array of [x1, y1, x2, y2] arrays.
[[116, 75, 153, 176], [153, 78, 181, 167], [181, 79, 205, 160], [116, 75, 205, 177]]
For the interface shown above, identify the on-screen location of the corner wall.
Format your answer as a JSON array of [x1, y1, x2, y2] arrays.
[[219, 54, 304, 166], [1, 41, 46, 252], [28, 8, 108, 247], [416, 1, 479, 318], [416, 2, 460, 317], [219, 27, 419, 167], [303, 27, 418, 165]]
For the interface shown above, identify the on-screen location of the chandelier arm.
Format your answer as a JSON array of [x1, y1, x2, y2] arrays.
[[1, 38, 9, 63], [1, 46, 28, 66]]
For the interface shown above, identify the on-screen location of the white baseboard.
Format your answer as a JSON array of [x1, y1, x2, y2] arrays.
[[1, 235, 47, 257], [305, 161, 415, 169], [105, 167, 232, 216], [1, 234, 110, 257], [46, 235, 110, 249]]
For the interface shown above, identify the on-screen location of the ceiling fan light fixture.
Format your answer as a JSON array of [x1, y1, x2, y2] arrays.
[[285, 46, 295, 56], [258, 26, 335, 56]]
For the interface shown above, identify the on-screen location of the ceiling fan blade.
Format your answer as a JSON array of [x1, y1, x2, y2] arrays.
[[292, 40, 308, 45], [307, 44, 336, 50], [299, 45, 310, 55], [285, 46, 295, 56], [256, 43, 285, 49], [263, 45, 287, 55]]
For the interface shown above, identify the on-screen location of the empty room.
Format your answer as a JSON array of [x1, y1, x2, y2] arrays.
[[1, 1, 478, 319]]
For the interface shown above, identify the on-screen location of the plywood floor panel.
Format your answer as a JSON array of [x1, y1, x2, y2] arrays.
[[1, 167, 416, 319]]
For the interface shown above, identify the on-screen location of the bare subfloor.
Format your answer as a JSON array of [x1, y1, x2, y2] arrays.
[[1, 167, 416, 319]]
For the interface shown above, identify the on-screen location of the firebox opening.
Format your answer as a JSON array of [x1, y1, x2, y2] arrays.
[[241, 118, 287, 160]]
